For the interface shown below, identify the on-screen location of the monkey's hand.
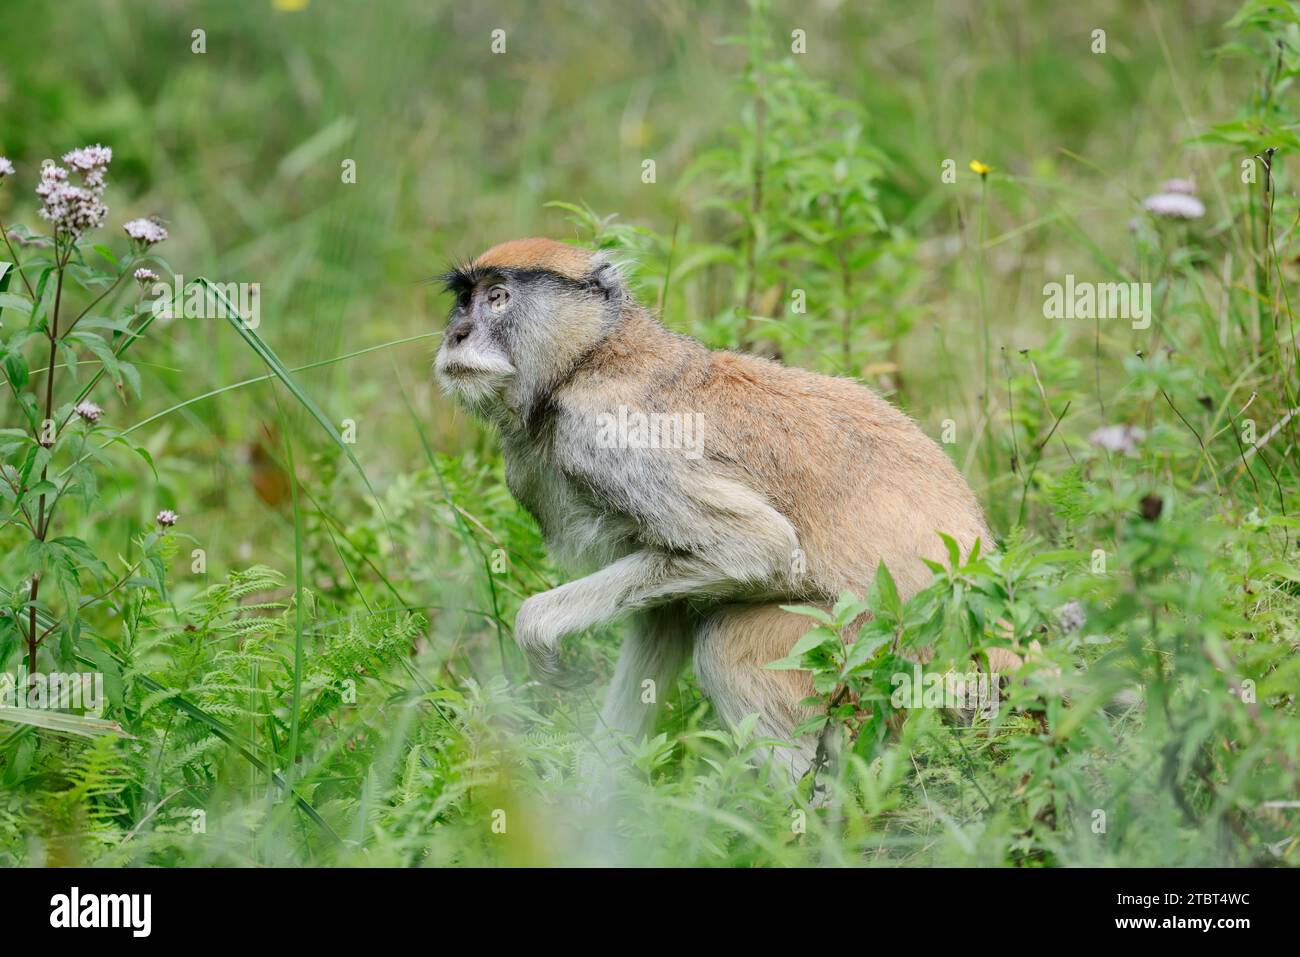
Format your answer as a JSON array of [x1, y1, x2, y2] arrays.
[[515, 555, 671, 684], [515, 542, 790, 685], [514, 583, 593, 684]]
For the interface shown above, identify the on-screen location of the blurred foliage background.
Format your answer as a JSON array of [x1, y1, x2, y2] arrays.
[[0, 0, 1297, 867], [0, 0, 1265, 575]]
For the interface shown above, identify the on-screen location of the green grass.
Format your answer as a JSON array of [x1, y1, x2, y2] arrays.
[[0, 0, 1297, 867]]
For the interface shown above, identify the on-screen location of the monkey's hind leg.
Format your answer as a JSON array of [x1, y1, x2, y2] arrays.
[[693, 603, 821, 785]]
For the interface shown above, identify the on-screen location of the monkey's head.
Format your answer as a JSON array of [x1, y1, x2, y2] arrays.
[[435, 238, 626, 416]]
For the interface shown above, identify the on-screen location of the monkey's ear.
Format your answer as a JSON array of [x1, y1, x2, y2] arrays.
[[588, 255, 626, 301]]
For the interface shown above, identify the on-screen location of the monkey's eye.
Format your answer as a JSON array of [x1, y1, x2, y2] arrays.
[[485, 284, 510, 312]]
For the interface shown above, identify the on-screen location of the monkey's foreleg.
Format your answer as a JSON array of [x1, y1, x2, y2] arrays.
[[514, 550, 737, 681], [596, 604, 695, 745]]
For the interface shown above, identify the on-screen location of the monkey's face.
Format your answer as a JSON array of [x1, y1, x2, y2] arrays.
[[435, 275, 520, 410], [436, 240, 625, 418]]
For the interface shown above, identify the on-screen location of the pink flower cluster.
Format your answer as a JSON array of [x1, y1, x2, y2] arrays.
[[74, 400, 104, 423], [1142, 178, 1205, 220], [123, 217, 168, 246], [35, 145, 113, 238]]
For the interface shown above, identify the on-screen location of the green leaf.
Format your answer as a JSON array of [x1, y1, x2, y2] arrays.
[[868, 560, 902, 620], [763, 655, 805, 670], [57, 338, 80, 388], [76, 316, 134, 335], [127, 440, 156, 478], [145, 553, 167, 600], [765, 626, 837, 669], [939, 531, 962, 569], [69, 330, 122, 386], [117, 360, 142, 398], [844, 632, 891, 670], [0, 292, 33, 316], [791, 714, 829, 736], [830, 589, 872, 624], [1261, 560, 1300, 584], [18, 444, 49, 486], [75, 640, 124, 709], [788, 627, 836, 657], [0, 262, 12, 325], [2, 734, 35, 785], [0, 708, 129, 738], [3, 349, 28, 389], [733, 711, 761, 746], [777, 602, 836, 626], [19, 479, 58, 505]]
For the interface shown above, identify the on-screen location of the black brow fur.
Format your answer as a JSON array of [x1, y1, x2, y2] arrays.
[[435, 263, 605, 299]]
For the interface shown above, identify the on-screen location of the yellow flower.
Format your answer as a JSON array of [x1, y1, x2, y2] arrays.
[[273, 0, 309, 10], [969, 160, 993, 177]]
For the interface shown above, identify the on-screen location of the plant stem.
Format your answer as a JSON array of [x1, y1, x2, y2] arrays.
[[836, 202, 853, 370], [977, 175, 990, 416], [281, 398, 306, 778], [27, 238, 68, 678], [26, 574, 40, 680], [37, 244, 67, 533], [740, 13, 766, 349]]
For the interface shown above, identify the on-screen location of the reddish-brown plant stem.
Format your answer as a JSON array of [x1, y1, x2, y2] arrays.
[[27, 236, 69, 680]]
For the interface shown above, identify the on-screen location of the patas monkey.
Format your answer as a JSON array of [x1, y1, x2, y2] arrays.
[[436, 237, 993, 779]]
